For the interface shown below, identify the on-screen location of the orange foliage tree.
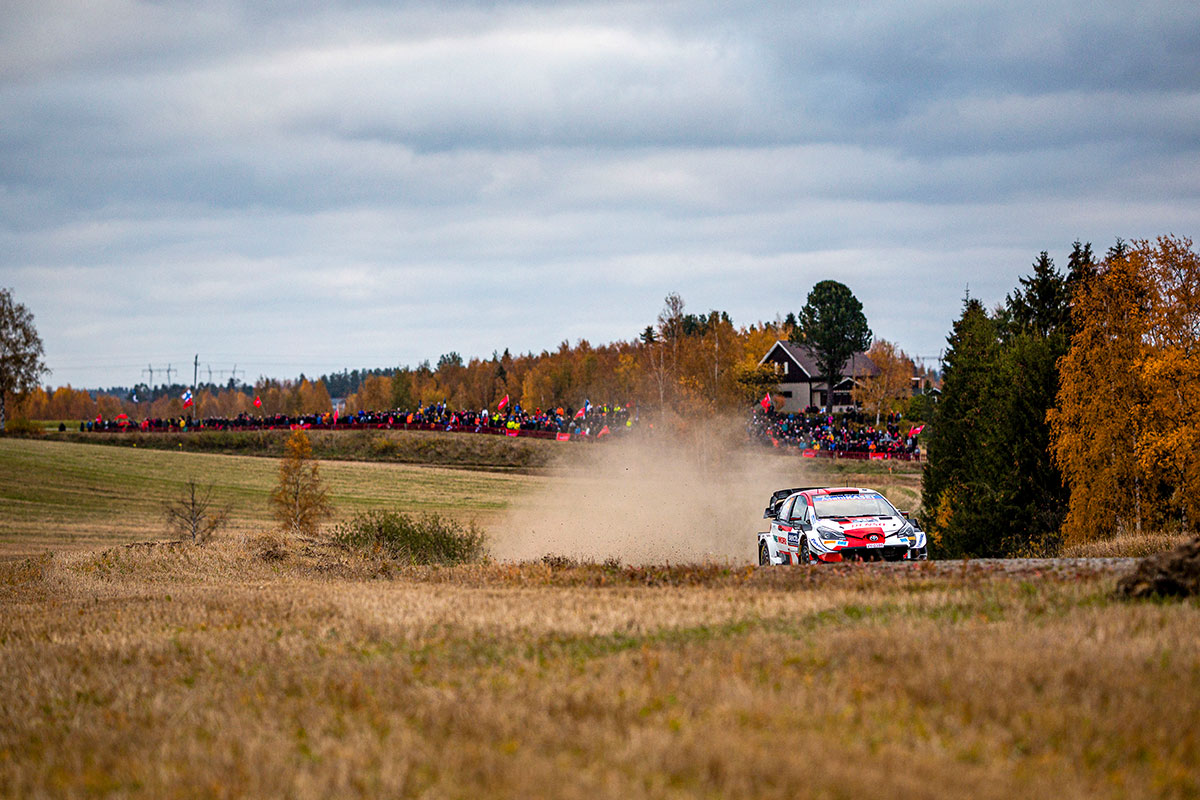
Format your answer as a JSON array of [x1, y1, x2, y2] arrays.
[[852, 339, 915, 425], [1051, 236, 1200, 543], [269, 429, 332, 535]]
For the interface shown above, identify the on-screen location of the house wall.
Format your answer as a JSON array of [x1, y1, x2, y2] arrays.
[[773, 381, 815, 413]]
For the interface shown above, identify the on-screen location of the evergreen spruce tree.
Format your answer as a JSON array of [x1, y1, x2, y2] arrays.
[[990, 253, 1075, 554], [925, 250, 1082, 557], [922, 296, 1001, 557]]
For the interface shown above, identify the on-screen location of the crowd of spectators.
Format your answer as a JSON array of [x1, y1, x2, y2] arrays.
[[83, 402, 923, 459], [749, 408, 922, 457], [82, 401, 637, 439]]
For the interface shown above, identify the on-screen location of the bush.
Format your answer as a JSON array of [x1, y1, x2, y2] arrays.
[[331, 511, 486, 565], [2, 417, 42, 436]]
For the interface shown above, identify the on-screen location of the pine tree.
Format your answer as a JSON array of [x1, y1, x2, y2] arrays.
[[790, 280, 872, 413], [991, 253, 1073, 554]]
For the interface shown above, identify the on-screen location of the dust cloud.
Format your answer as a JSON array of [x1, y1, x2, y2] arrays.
[[489, 418, 827, 565]]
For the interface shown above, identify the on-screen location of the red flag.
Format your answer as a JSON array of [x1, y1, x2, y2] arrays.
[[497, 394, 509, 411], [909, 424, 925, 436], [760, 393, 772, 411], [253, 395, 262, 408], [598, 425, 611, 437], [181, 389, 193, 408], [573, 406, 585, 419]]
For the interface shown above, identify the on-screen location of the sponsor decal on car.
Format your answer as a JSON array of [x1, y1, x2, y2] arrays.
[[787, 530, 799, 547]]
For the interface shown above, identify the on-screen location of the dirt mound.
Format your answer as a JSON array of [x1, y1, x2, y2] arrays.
[[1115, 535, 1200, 599]]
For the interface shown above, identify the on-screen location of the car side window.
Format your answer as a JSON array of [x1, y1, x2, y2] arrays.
[[778, 497, 795, 522], [792, 500, 809, 524]]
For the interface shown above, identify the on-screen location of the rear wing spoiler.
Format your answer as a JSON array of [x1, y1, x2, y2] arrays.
[[763, 487, 825, 519]]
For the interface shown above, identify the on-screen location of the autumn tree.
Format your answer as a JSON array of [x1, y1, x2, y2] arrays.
[[1135, 236, 1200, 534], [390, 368, 415, 411], [852, 339, 913, 425], [1049, 244, 1152, 545], [791, 280, 872, 413], [345, 374, 392, 414], [269, 429, 332, 535], [0, 288, 49, 431]]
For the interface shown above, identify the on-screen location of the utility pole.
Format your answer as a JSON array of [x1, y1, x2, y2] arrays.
[[206, 364, 213, 385], [142, 364, 154, 388], [193, 354, 199, 416], [164, 364, 175, 385]]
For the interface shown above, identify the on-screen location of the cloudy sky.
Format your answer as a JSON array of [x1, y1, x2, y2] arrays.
[[3, 0, 1198, 389]]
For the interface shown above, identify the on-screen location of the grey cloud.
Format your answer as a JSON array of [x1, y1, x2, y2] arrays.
[[3, 1, 1199, 387]]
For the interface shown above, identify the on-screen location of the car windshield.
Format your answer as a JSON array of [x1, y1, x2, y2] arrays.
[[812, 493, 896, 519]]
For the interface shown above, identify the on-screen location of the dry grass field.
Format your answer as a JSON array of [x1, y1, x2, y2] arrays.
[[6, 433, 1192, 798], [1, 543, 1196, 799]]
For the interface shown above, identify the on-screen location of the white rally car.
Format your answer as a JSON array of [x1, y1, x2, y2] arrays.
[[757, 486, 928, 565]]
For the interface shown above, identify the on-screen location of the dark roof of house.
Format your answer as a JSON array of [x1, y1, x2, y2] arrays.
[[759, 340, 880, 383]]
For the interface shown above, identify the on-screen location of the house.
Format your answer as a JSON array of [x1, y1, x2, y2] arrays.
[[758, 340, 880, 413]]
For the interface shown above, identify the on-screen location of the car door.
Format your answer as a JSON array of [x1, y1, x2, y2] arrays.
[[775, 496, 799, 551]]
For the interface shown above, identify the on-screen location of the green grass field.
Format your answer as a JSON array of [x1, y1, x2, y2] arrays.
[[0, 437, 547, 558]]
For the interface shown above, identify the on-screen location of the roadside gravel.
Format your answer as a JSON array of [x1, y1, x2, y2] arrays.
[[914, 557, 1138, 577]]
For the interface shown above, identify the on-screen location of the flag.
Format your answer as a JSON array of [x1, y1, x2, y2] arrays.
[[574, 406, 586, 419], [132, 392, 138, 403], [760, 392, 772, 411], [597, 425, 611, 437], [909, 424, 925, 436], [497, 394, 509, 411], [181, 389, 193, 408], [253, 395, 262, 408], [585, 399, 592, 414]]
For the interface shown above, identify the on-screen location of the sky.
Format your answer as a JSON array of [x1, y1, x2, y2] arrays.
[[3, 0, 1198, 390]]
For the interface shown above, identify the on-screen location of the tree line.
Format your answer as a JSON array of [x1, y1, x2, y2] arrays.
[[5, 282, 931, 429], [923, 235, 1199, 555], [3, 291, 835, 423]]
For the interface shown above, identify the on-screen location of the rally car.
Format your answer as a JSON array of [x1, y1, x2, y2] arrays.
[[757, 486, 927, 564]]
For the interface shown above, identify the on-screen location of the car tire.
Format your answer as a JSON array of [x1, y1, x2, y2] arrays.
[[758, 540, 771, 566], [799, 536, 813, 565]]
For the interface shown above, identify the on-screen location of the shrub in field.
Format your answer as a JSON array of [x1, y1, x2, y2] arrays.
[[269, 430, 331, 535], [163, 479, 229, 544], [1, 417, 42, 435], [331, 511, 485, 565]]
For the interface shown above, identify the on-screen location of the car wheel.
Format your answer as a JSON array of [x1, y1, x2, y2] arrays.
[[758, 540, 771, 566], [799, 536, 813, 565]]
